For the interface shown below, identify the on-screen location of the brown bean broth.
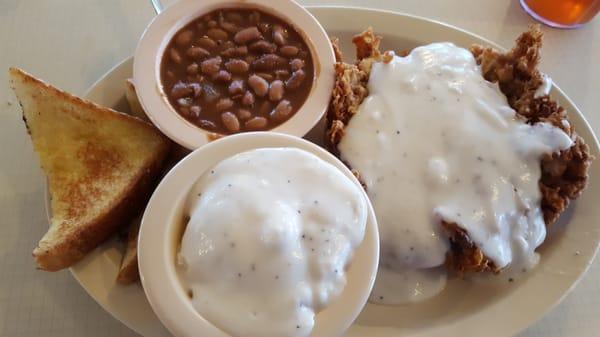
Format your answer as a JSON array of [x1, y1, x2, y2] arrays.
[[160, 8, 314, 134]]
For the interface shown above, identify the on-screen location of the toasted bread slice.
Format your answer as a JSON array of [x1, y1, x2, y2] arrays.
[[116, 215, 141, 284], [9, 67, 171, 271]]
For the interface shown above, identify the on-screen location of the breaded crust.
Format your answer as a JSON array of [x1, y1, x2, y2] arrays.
[[326, 28, 382, 152], [469, 26, 591, 226], [10, 68, 171, 271], [326, 26, 591, 274]]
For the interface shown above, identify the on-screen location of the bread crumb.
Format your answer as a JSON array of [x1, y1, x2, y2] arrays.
[[383, 51, 394, 64]]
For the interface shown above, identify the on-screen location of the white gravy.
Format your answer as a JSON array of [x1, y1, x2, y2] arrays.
[[178, 148, 367, 337], [338, 43, 573, 304], [535, 73, 552, 98]]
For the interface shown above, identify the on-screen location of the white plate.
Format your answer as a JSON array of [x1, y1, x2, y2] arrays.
[[62, 6, 600, 337]]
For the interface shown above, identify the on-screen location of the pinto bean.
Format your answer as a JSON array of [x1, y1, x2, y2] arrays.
[[285, 69, 306, 90], [290, 58, 304, 71], [245, 116, 267, 130], [228, 80, 245, 95], [268, 80, 284, 101], [197, 36, 217, 49], [272, 25, 286, 46], [236, 108, 252, 120], [280, 45, 299, 57], [177, 97, 192, 106], [202, 83, 220, 103], [248, 74, 269, 97], [175, 30, 194, 46], [225, 59, 249, 74], [275, 69, 290, 79], [221, 45, 248, 57], [234, 27, 262, 44], [242, 91, 255, 106], [219, 18, 238, 33], [252, 54, 287, 71], [187, 46, 210, 59], [249, 40, 276, 53], [169, 48, 182, 64], [215, 98, 234, 111], [186, 63, 199, 75], [207, 28, 228, 41], [189, 105, 201, 117], [269, 100, 292, 121], [213, 70, 232, 82], [171, 82, 192, 98], [235, 45, 248, 56], [255, 72, 274, 81], [221, 112, 240, 132], [198, 119, 217, 130], [201, 56, 222, 75], [188, 83, 202, 97]]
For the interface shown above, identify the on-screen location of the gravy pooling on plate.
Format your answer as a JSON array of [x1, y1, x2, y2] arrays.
[[338, 43, 573, 304], [178, 148, 367, 337], [160, 8, 314, 134]]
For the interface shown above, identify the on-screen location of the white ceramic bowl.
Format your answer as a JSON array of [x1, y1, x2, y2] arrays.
[[133, 0, 335, 150], [138, 132, 380, 337]]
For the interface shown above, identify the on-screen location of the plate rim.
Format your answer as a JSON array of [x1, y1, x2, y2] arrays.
[[58, 6, 600, 337]]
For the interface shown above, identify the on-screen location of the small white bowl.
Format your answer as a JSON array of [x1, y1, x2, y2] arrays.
[[138, 132, 379, 337], [133, 0, 335, 150]]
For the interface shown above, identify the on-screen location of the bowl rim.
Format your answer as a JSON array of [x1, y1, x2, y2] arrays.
[[137, 132, 380, 337], [133, 0, 335, 150]]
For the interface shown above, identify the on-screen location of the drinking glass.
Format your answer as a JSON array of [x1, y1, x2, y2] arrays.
[[520, 0, 600, 28]]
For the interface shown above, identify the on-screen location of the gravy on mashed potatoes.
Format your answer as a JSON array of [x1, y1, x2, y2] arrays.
[[178, 148, 367, 337]]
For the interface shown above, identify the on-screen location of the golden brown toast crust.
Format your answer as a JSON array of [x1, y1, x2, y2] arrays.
[[326, 26, 591, 274], [35, 160, 164, 271], [9, 67, 171, 271], [116, 216, 141, 284]]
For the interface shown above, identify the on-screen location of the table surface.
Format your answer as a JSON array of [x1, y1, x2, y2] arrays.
[[1, 1, 598, 336]]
